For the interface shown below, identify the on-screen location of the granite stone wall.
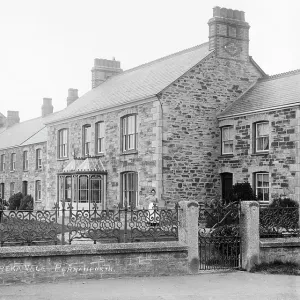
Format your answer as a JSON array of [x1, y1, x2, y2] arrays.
[[159, 53, 262, 203], [0, 242, 188, 285], [46, 101, 161, 209], [218, 107, 299, 201], [0, 142, 47, 209], [260, 238, 300, 265]]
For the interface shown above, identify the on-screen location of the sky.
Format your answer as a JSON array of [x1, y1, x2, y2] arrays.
[[0, 0, 300, 122]]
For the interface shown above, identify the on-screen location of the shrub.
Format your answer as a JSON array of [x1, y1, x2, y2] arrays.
[[269, 197, 298, 208], [225, 182, 256, 204], [8, 192, 23, 210], [19, 195, 34, 211]]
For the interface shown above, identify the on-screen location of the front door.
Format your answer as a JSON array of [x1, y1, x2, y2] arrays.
[[221, 173, 233, 201]]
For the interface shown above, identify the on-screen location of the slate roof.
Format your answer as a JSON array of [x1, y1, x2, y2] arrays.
[[46, 43, 213, 124], [61, 157, 106, 173], [218, 69, 300, 118], [0, 117, 46, 150], [0, 111, 59, 150]]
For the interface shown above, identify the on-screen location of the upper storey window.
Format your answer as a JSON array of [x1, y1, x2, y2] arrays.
[[122, 115, 137, 152], [23, 151, 28, 171], [36, 149, 42, 169], [0, 154, 5, 171], [11, 153, 16, 171], [221, 126, 233, 155], [95, 122, 104, 154], [255, 122, 269, 153], [58, 129, 68, 159], [83, 125, 91, 157]]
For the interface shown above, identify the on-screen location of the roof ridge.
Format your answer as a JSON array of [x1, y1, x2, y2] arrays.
[[260, 68, 300, 81], [105, 42, 209, 80]]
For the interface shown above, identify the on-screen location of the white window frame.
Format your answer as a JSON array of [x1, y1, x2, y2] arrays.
[[35, 180, 42, 201], [36, 149, 42, 169], [0, 154, 5, 171], [121, 171, 138, 208], [10, 182, 15, 196], [255, 172, 269, 202], [0, 183, 4, 198], [11, 153, 16, 171], [96, 122, 105, 154], [221, 126, 234, 155], [23, 150, 28, 171], [58, 129, 68, 159], [255, 122, 269, 153], [83, 125, 91, 157], [122, 115, 137, 152]]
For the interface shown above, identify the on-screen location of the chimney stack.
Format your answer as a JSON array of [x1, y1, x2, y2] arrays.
[[91, 58, 122, 89], [208, 7, 250, 61], [41, 98, 54, 117], [67, 88, 79, 106], [6, 111, 20, 127]]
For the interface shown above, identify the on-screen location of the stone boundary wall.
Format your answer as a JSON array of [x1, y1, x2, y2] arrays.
[[260, 238, 300, 264], [0, 242, 188, 285]]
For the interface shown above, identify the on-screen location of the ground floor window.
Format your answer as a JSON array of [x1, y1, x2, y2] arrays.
[[0, 183, 4, 198], [59, 174, 105, 209], [10, 182, 15, 196], [35, 180, 42, 201], [255, 173, 269, 202], [121, 172, 138, 208]]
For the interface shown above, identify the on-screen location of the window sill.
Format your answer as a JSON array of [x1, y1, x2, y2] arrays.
[[57, 157, 69, 161], [23, 170, 29, 172], [10, 170, 15, 173], [121, 150, 138, 156], [251, 152, 269, 156], [95, 153, 105, 157], [219, 154, 234, 158]]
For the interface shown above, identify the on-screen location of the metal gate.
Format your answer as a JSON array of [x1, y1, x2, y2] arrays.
[[198, 201, 241, 270]]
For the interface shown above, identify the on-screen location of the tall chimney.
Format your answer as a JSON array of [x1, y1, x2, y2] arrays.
[[91, 58, 122, 89], [6, 111, 20, 127], [41, 98, 54, 117], [208, 7, 250, 61], [67, 88, 79, 106]]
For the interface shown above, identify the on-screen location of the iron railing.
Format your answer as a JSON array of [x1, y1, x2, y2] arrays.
[[0, 202, 180, 247], [259, 206, 300, 238]]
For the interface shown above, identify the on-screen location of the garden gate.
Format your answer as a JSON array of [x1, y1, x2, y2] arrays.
[[198, 201, 241, 270]]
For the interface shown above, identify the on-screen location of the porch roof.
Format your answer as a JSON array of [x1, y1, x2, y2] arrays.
[[61, 156, 106, 173]]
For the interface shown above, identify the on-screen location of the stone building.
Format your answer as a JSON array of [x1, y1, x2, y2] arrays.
[[0, 100, 53, 209], [0, 6, 299, 209]]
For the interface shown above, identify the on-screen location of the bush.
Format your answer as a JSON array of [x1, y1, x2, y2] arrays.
[[8, 192, 23, 210], [269, 197, 298, 208], [19, 195, 34, 211], [225, 182, 256, 204]]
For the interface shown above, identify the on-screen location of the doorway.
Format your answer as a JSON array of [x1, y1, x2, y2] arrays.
[[221, 173, 233, 201], [22, 181, 28, 196]]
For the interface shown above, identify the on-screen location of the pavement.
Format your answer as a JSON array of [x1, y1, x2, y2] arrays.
[[1, 271, 300, 300]]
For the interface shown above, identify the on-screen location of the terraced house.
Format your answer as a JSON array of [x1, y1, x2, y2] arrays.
[[0, 6, 299, 210]]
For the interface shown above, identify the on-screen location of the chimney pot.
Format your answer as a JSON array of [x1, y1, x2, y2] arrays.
[[91, 58, 123, 89], [213, 6, 221, 17]]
